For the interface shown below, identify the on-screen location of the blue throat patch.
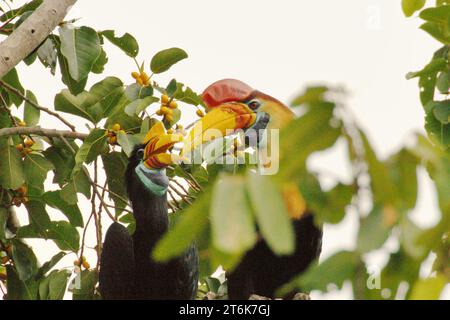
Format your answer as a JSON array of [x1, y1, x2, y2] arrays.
[[135, 162, 168, 197]]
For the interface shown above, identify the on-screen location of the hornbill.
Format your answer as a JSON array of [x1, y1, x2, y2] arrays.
[[185, 79, 323, 299], [99, 122, 198, 300]]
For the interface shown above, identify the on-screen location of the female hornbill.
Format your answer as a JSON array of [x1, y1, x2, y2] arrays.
[[185, 79, 323, 299], [99, 122, 198, 300]]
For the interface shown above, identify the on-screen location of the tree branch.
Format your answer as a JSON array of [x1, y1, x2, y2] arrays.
[[0, 126, 87, 140], [0, 0, 77, 77]]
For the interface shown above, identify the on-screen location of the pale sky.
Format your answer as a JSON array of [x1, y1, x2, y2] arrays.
[[7, 0, 448, 299]]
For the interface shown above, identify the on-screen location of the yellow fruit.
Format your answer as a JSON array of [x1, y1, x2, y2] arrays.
[[16, 185, 27, 196], [169, 101, 178, 109], [131, 72, 140, 79], [24, 138, 34, 147], [118, 130, 126, 135], [161, 95, 169, 104], [165, 115, 174, 123], [156, 109, 163, 116], [18, 121, 26, 127], [112, 123, 121, 132], [196, 109, 205, 117], [82, 260, 90, 269], [16, 144, 24, 151], [140, 72, 150, 82], [167, 129, 174, 134], [160, 106, 170, 115], [108, 136, 117, 145], [136, 77, 144, 86]]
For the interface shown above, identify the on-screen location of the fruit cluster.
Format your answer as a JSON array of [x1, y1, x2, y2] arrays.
[[106, 123, 125, 145], [131, 71, 150, 87], [156, 94, 178, 123], [73, 256, 90, 269], [16, 138, 34, 157], [11, 185, 28, 207]]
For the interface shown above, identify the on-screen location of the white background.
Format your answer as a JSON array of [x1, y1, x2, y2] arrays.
[[6, 0, 449, 299]]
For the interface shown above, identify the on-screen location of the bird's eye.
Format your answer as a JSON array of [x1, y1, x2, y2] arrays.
[[247, 99, 261, 110], [137, 148, 145, 159]]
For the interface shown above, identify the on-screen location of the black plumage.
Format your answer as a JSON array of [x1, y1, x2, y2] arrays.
[[99, 145, 198, 300], [227, 212, 322, 299]]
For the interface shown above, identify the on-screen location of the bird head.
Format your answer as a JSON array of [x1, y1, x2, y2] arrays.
[[129, 121, 182, 196], [183, 79, 294, 154]]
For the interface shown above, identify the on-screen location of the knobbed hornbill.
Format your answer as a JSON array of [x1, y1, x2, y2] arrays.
[[185, 79, 323, 299], [99, 122, 198, 300]]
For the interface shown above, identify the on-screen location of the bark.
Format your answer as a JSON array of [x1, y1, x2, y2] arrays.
[[0, 126, 87, 140], [0, 0, 77, 77]]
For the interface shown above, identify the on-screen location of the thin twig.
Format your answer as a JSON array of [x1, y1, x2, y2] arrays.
[[167, 189, 181, 210], [58, 134, 117, 222], [169, 184, 193, 205], [0, 79, 76, 131], [93, 183, 129, 206]]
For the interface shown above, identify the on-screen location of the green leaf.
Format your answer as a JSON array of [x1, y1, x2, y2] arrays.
[[71, 129, 108, 177], [420, 21, 450, 44], [23, 90, 40, 126], [387, 149, 419, 210], [70, 269, 98, 300], [277, 102, 341, 181], [1, 68, 24, 107], [419, 5, 450, 23], [43, 191, 84, 227], [102, 152, 129, 216], [37, 38, 57, 75], [410, 275, 447, 300], [402, 0, 426, 17], [37, 252, 67, 279], [357, 205, 391, 253], [59, 25, 101, 81], [11, 240, 38, 281], [124, 83, 154, 101], [23, 200, 51, 237], [54, 89, 94, 123], [23, 153, 54, 187], [291, 86, 329, 107], [246, 170, 295, 255], [0, 138, 25, 190], [92, 48, 108, 74], [211, 173, 256, 254], [124, 96, 159, 116], [425, 108, 450, 148], [61, 171, 91, 205], [101, 30, 139, 57], [6, 265, 39, 300], [48, 270, 70, 300], [172, 82, 203, 106], [43, 144, 75, 186], [150, 47, 188, 74], [18, 221, 80, 252], [153, 189, 212, 262], [57, 48, 88, 95], [360, 130, 397, 204], [318, 183, 353, 224], [432, 100, 450, 124], [82, 77, 125, 120], [281, 250, 356, 294], [116, 131, 140, 157]]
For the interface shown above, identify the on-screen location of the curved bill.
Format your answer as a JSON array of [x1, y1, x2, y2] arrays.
[[182, 102, 256, 154]]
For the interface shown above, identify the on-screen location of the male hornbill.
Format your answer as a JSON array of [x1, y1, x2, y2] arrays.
[[185, 79, 323, 299], [99, 122, 198, 300]]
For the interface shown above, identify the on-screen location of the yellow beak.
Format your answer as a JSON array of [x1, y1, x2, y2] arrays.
[[182, 102, 257, 154]]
